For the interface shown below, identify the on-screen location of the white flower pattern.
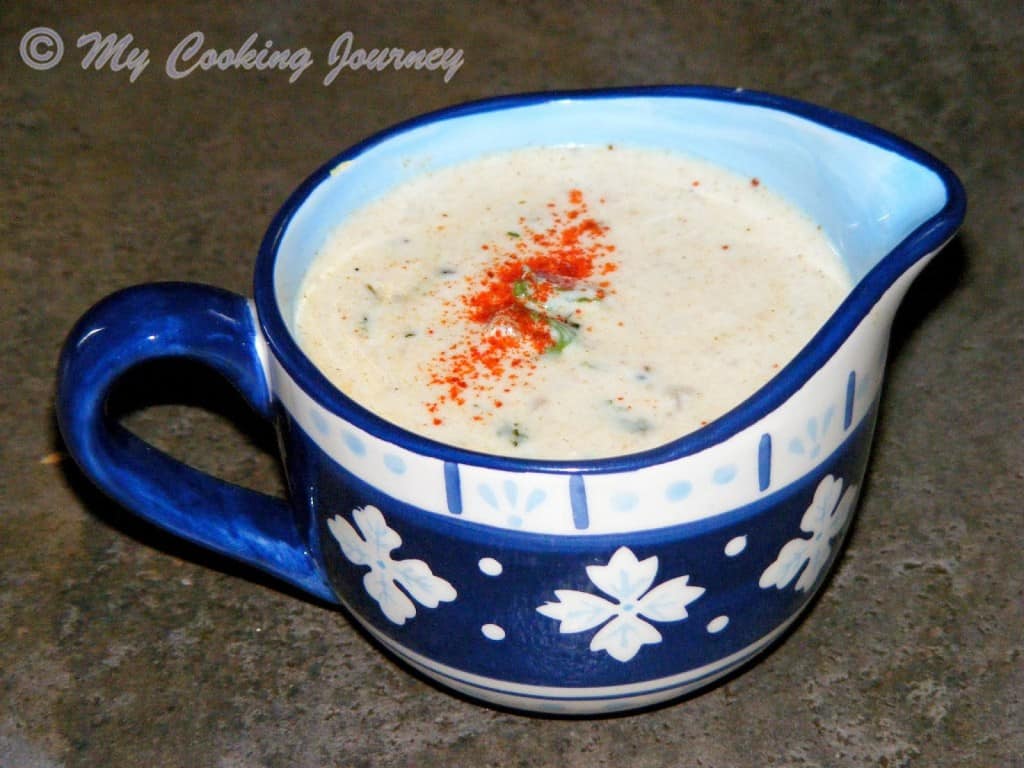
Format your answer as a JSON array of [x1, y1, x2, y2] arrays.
[[327, 506, 457, 625], [537, 547, 705, 662], [759, 474, 858, 593]]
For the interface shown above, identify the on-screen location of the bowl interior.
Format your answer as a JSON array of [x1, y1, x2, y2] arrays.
[[270, 91, 950, 335]]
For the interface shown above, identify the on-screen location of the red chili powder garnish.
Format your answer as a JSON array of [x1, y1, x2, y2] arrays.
[[425, 189, 617, 418]]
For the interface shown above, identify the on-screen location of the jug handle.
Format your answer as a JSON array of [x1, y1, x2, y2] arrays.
[[56, 282, 337, 604]]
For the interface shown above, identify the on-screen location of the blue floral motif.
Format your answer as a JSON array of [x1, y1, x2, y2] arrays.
[[712, 464, 737, 484], [342, 431, 366, 456], [327, 506, 456, 624], [788, 406, 836, 461], [612, 492, 638, 513], [537, 547, 705, 662], [665, 480, 692, 502], [382, 453, 406, 475], [309, 407, 330, 435], [478, 479, 546, 528], [759, 474, 858, 593]]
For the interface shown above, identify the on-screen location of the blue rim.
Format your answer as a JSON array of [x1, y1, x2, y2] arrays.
[[253, 85, 966, 475]]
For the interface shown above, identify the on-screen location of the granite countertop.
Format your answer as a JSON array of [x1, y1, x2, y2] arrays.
[[2, 2, 1021, 766]]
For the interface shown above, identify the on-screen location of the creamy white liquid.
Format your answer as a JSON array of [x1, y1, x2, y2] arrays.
[[295, 146, 851, 459]]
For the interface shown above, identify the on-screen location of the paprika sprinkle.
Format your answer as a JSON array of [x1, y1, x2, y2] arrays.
[[425, 188, 617, 418]]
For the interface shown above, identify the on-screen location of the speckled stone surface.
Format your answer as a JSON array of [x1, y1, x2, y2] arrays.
[[2, 2, 1021, 766]]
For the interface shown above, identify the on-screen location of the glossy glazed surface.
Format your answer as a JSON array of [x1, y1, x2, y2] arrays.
[[55, 88, 965, 714]]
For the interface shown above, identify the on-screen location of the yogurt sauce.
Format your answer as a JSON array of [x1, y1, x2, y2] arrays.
[[295, 145, 851, 459]]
